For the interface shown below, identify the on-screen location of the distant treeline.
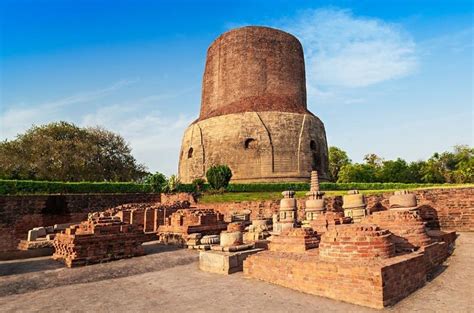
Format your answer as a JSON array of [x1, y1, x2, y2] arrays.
[[1, 122, 472, 185], [329, 145, 473, 184]]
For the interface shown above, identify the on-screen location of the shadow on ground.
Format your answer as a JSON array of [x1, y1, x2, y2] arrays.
[[0, 242, 196, 297]]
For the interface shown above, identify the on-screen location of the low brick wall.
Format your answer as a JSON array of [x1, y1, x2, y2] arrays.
[[201, 187, 474, 232], [0, 193, 160, 253], [243, 250, 426, 309]]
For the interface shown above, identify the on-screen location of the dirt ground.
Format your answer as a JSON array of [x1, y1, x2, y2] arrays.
[[1, 233, 473, 313]]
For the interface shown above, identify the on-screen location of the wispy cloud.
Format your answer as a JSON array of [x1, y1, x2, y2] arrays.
[[81, 105, 193, 174], [277, 8, 418, 88], [0, 79, 196, 175], [0, 79, 138, 139]]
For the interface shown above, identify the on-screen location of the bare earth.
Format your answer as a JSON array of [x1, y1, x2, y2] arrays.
[[1, 233, 473, 313]]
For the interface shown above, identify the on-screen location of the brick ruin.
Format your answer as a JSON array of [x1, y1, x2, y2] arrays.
[[107, 201, 191, 234], [242, 179, 458, 309], [199, 221, 264, 274], [157, 208, 228, 245], [2, 178, 465, 308], [1, 173, 466, 309], [53, 212, 146, 267], [16, 201, 191, 257], [14, 200, 189, 267], [37, 171, 459, 308]]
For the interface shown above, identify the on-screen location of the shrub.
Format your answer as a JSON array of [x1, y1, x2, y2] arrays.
[[163, 175, 181, 193], [192, 178, 206, 192], [143, 172, 167, 192], [206, 165, 232, 190]]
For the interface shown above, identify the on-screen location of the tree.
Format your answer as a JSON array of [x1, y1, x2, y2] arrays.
[[337, 163, 378, 183], [144, 172, 168, 192], [363, 153, 383, 167], [406, 161, 425, 183], [328, 146, 351, 182], [0, 121, 147, 181], [378, 158, 411, 183], [206, 165, 232, 190], [163, 175, 181, 193], [452, 145, 474, 183]]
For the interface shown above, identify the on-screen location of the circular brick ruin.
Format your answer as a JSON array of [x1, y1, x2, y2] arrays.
[[363, 210, 432, 252], [319, 224, 395, 262]]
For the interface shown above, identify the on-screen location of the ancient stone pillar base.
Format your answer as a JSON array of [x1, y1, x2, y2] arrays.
[[342, 190, 367, 223], [389, 190, 418, 211]]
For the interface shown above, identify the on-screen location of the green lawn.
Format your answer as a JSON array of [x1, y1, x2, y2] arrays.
[[199, 184, 473, 203]]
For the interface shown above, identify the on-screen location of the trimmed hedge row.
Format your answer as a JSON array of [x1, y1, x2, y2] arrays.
[[179, 182, 442, 192], [222, 182, 441, 192], [0, 179, 448, 195], [0, 180, 153, 195]]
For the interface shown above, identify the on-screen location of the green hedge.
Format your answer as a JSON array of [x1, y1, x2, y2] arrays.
[[0, 180, 153, 195], [223, 182, 441, 192], [0, 179, 451, 195], [176, 182, 443, 193]]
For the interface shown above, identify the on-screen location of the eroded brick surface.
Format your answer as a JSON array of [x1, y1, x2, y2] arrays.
[[52, 213, 146, 267]]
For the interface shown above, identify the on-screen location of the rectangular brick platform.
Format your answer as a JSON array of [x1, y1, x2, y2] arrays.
[[243, 250, 426, 309], [200, 248, 263, 275]]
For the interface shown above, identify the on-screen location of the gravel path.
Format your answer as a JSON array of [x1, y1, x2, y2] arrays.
[[1, 234, 473, 312]]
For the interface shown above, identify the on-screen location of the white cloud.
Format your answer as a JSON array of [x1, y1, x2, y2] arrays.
[[278, 8, 417, 88], [0, 79, 138, 139], [81, 105, 193, 175], [0, 80, 195, 175]]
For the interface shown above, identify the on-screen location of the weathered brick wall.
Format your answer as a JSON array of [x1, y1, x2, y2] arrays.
[[243, 251, 426, 309], [0, 193, 160, 252], [201, 187, 474, 232]]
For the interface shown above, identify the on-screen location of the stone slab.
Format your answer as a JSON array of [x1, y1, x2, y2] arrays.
[[199, 248, 263, 275]]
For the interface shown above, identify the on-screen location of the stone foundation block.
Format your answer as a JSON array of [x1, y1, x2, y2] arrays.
[[199, 248, 263, 275]]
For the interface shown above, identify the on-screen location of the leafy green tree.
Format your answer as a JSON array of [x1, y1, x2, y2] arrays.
[[0, 121, 147, 181], [206, 165, 232, 190], [406, 161, 425, 183], [378, 158, 411, 183], [192, 178, 206, 192], [452, 145, 474, 183], [363, 153, 383, 167], [328, 146, 351, 182], [163, 174, 181, 193], [144, 172, 168, 192], [337, 163, 378, 183]]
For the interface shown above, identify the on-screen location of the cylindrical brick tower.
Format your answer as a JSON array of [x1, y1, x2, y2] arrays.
[[178, 26, 329, 183], [200, 26, 308, 120]]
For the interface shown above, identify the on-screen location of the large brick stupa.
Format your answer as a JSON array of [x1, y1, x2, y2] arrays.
[[178, 26, 329, 183]]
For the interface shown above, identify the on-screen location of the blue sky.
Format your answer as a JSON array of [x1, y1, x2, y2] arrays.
[[1, 0, 472, 175]]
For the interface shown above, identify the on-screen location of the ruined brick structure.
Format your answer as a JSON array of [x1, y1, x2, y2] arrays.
[[201, 187, 474, 232], [318, 224, 395, 261], [158, 208, 227, 244], [268, 228, 319, 253], [52, 213, 146, 267], [179, 26, 329, 183], [107, 201, 190, 233], [363, 210, 432, 252], [244, 217, 455, 309], [0, 193, 160, 253]]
